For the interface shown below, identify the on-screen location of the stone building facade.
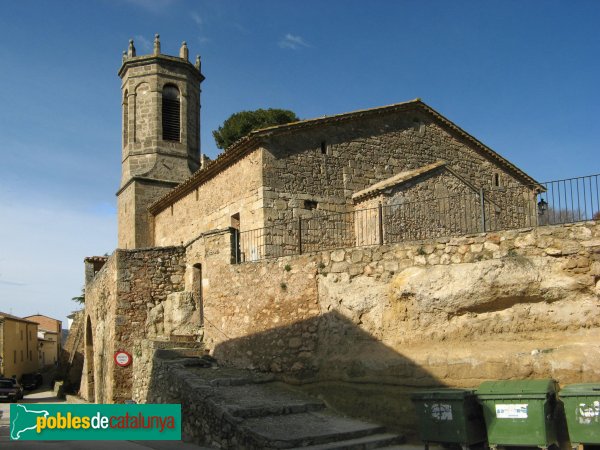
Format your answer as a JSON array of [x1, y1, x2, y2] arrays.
[[0, 313, 39, 379], [23, 314, 63, 368], [81, 36, 597, 428]]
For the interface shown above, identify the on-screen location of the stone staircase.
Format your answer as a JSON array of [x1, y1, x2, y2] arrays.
[[147, 350, 404, 449]]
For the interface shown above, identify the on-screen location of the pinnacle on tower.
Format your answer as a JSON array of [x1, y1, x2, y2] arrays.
[[180, 41, 189, 60], [195, 55, 201, 71], [153, 34, 161, 55], [127, 39, 136, 58]]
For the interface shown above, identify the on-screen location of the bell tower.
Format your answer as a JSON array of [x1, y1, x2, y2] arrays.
[[117, 35, 205, 249]]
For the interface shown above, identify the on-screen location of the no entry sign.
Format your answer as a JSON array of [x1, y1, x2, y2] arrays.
[[114, 350, 132, 367]]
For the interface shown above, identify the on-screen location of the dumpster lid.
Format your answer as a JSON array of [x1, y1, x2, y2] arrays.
[[560, 383, 600, 397], [476, 379, 557, 396], [410, 388, 476, 400]]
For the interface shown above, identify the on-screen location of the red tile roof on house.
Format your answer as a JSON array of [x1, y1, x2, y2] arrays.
[[0, 312, 39, 325]]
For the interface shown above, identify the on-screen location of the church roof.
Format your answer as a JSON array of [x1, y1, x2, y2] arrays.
[[149, 99, 540, 214]]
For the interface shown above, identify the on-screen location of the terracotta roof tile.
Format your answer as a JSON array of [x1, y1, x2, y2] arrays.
[[84, 256, 109, 263], [0, 312, 39, 325]]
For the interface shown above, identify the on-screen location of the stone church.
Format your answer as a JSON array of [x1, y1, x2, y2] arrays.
[[82, 36, 596, 420]]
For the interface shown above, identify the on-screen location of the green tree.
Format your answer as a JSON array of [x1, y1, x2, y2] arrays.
[[212, 108, 299, 150], [72, 287, 85, 304]]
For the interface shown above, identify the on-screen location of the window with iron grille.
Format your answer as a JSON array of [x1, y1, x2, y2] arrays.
[[162, 85, 180, 141]]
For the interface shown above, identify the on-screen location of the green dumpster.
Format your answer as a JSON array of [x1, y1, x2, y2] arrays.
[[410, 388, 487, 449], [560, 383, 600, 447], [476, 379, 559, 450]]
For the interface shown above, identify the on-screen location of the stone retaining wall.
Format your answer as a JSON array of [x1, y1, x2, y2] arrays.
[[83, 246, 187, 403], [205, 221, 599, 432]]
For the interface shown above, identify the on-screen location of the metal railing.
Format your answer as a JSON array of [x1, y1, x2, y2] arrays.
[[234, 173, 599, 263]]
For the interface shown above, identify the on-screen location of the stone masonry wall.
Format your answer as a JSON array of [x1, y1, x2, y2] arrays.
[[60, 310, 84, 393], [113, 246, 186, 402], [82, 253, 118, 403], [261, 110, 532, 228], [380, 168, 536, 241], [152, 107, 534, 259], [83, 246, 186, 403], [205, 221, 599, 433], [153, 149, 265, 247]]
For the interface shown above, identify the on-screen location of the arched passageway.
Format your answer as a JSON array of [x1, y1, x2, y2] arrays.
[[85, 316, 95, 402]]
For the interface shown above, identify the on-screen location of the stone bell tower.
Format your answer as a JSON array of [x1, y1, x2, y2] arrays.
[[117, 35, 205, 249]]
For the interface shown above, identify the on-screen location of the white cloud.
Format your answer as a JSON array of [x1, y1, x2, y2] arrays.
[[122, 0, 179, 14], [191, 12, 204, 26], [134, 34, 152, 52], [278, 33, 310, 50]]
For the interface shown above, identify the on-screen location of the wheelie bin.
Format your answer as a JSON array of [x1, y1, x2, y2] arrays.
[[560, 383, 600, 449], [476, 379, 559, 450], [411, 388, 487, 450]]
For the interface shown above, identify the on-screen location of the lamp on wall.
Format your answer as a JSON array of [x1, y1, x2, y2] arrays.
[[537, 198, 548, 216]]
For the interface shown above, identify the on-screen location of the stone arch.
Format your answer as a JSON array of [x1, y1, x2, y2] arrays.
[[84, 316, 95, 402], [122, 89, 129, 146]]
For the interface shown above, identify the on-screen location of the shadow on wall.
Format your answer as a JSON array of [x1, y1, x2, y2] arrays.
[[59, 349, 83, 394], [212, 310, 444, 434]]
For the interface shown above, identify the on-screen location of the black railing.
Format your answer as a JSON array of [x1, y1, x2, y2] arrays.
[[235, 173, 599, 263]]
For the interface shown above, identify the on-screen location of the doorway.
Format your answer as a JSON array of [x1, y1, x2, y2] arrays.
[[192, 263, 204, 326], [85, 316, 95, 402]]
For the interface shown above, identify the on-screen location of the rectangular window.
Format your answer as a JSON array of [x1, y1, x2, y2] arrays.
[[304, 200, 318, 210], [231, 213, 240, 230], [320, 141, 327, 155], [231, 213, 241, 263]]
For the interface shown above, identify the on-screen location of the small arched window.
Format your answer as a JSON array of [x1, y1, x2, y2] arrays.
[[162, 85, 180, 141]]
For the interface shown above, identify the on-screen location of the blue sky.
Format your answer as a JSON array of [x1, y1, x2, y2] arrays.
[[0, 0, 598, 326]]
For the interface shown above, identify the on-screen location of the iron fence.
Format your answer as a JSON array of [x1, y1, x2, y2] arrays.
[[235, 173, 600, 263]]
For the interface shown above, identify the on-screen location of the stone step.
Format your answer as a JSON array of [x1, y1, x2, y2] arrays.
[[242, 411, 387, 449], [155, 348, 205, 360], [210, 383, 325, 418], [377, 445, 441, 450], [186, 366, 275, 386], [293, 432, 405, 450]]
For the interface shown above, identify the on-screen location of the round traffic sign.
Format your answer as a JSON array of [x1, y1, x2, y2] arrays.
[[114, 350, 132, 367]]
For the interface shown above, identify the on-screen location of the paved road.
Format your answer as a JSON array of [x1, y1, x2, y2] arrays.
[[0, 387, 212, 449]]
